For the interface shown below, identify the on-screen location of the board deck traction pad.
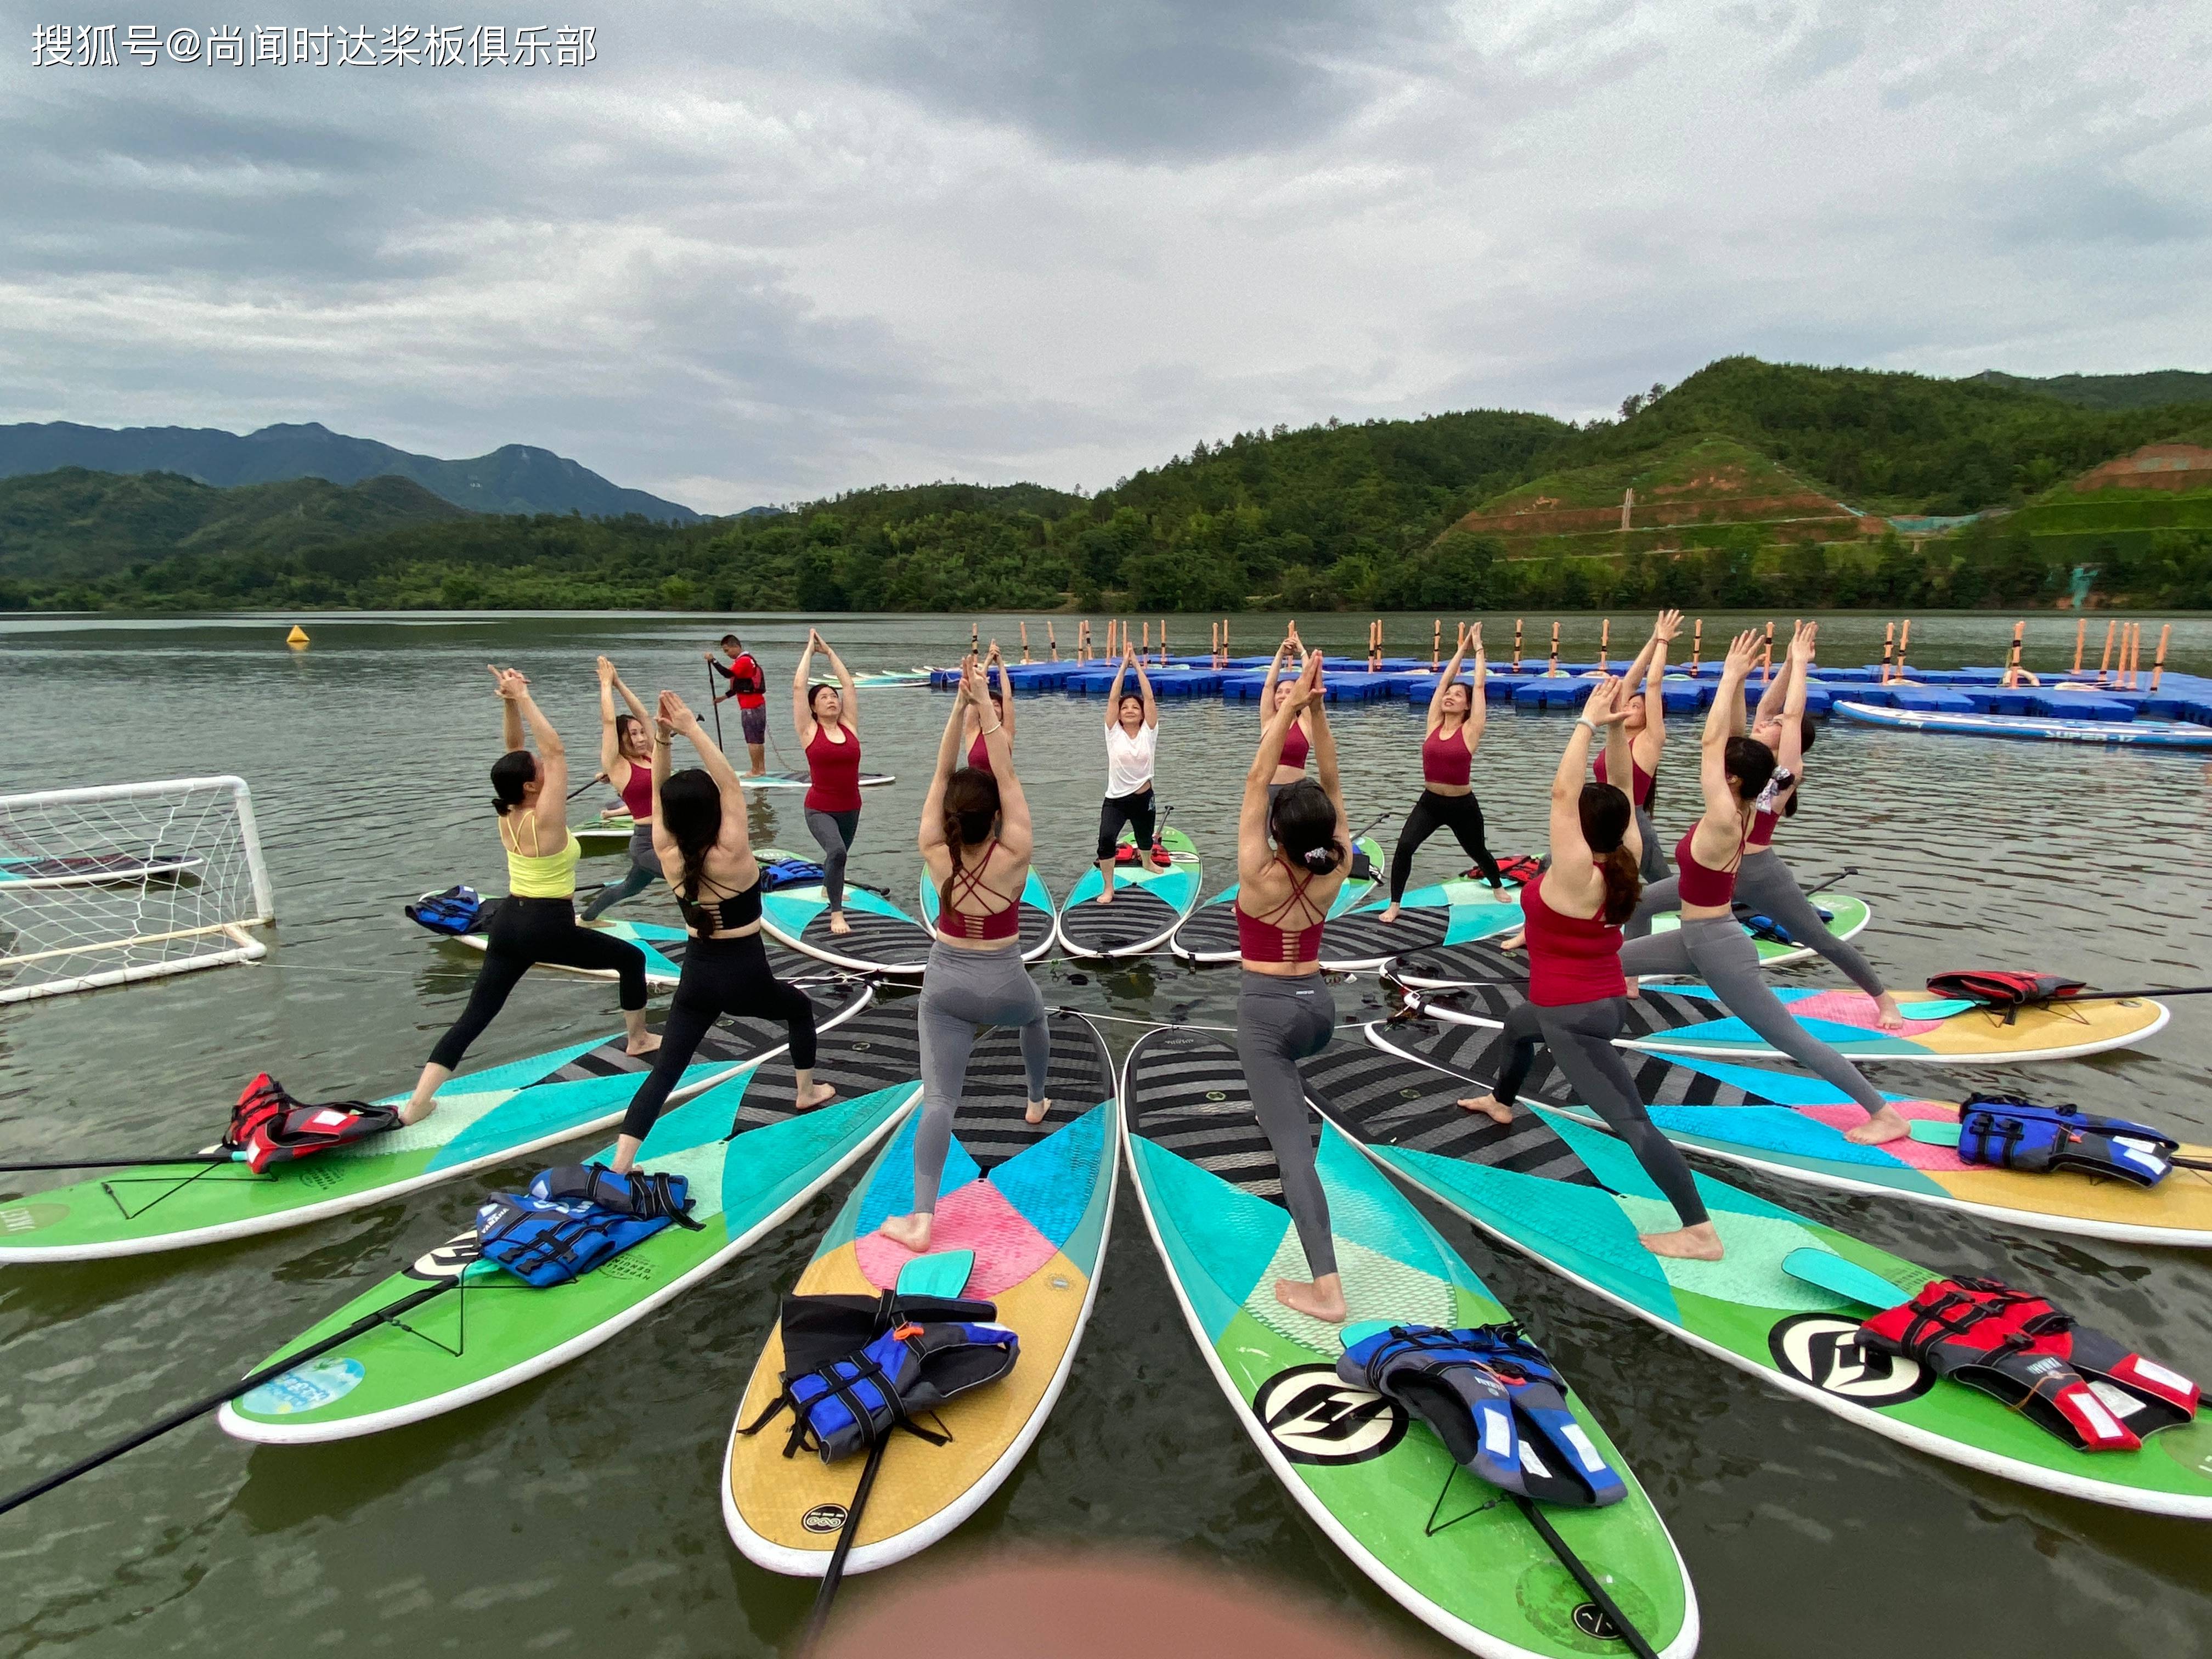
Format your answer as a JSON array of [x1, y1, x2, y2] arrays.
[[724, 1014, 1118, 1577], [219, 1001, 927, 1442], [1393, 1018, 2212, 1249], [1053, 826, 1202, 958], [1313, 1023, 2212, 1517], [1167, 834, 1385, 962], [0, 981, 872, 1263], [761, 882, 937, 976], [915, 864, 1058, 961], [1119, 1026, 1698, 1659], [1392, 940, 2171, 1065]]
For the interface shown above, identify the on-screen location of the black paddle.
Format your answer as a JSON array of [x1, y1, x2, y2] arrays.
[[707, 663, 724, 749], [0, 1152, 238, 1173], [0, 1280, 455, 1518], [1514, 1496, 1662, 1659]]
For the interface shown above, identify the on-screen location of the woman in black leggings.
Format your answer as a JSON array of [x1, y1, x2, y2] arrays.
[[1382, 623, 1507, 922], [402, 667, 658, 1124], [608, 689, 830, 1173]]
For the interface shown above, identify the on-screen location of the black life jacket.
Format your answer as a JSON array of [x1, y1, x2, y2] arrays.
[[1336, 1323, 1625, 1506], [224, 1074, 400, 1175], [1955, 1093, 2178, 1188], [1859, 1277, 2199, 1452]]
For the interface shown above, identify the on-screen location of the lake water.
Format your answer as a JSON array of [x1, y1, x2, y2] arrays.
[[3, 610, 2210, 1659]]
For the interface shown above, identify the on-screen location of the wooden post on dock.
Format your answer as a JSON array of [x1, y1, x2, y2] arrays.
[[1897, 618, 1912, 679], [1432, 619, 1442, 669], [1599, 617, 1611, 674], [1760, 620, 1774, 684], [2002, 621, 2025, 687], [1019, 622, 1032, 664], [1691, 618, 1703, 676], [1548, 621, 1560, 677], [2070, 617, 2086, 676], [1879, 622, 1895, 684], [970, 622, 980, 658], [2096, 619, 2115, 686], [1513, 618, 1524, 673], [2151, 623, 2171, 692], [1047, 622, 1059, 662], [2126, 623, 2142, 690]]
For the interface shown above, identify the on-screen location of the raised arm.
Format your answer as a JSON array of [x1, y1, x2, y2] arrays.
[[989, 647, 1016, 743], [918, 676, 970, 855], [1426, 624, 1469, 734], [596, 656, 624, 776], [1774, 620, 1815, 774], [1135, 657, 1159, 727], [1306, 667, 1352, 860], [1751, 626, 1792, 727], [973, 661, 1030, 860], [1240, 653, 1323, 881], [647, 696, 679, 870], [1460, 624, 1488, 750], [1260, 640, 1292, 732], [1104, 650, 1130, 730], [822, 635, 858, 729], [1635, 610, 1679, 765], [792, 631, 817, 742], [1551, 677, 1635, 891], [492, 663, 526, 753], [1699, 631, 1763, 830]]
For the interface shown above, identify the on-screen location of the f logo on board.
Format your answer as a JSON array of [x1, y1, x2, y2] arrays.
[[1768, 1314, 1933, 1407], [404, 1233, 482, 1283], [1255, 1365, 1407, 1465]]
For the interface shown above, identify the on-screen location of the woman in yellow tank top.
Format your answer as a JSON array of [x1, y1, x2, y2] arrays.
[[399, 666, 659, 1125]]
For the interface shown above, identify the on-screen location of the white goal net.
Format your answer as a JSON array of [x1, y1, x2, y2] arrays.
[[0, 775, 276, 1005]]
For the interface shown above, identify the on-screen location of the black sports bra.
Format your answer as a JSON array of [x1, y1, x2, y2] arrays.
[[677, 873, 763, 935]]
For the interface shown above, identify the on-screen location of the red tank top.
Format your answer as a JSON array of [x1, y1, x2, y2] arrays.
[[967, 731, 992, 773], [1278, 719, 1310, 771], [1235, 859, 1328, 965], [1422, 725, 1471, 788], [937, 840, 1020, 941], [1675, 824, 1743, 906], [616, 760, 653, 822], [1522, 870, 1627, 1006], [804, 724, 863, 812], [1592, 751, 1655, 809]]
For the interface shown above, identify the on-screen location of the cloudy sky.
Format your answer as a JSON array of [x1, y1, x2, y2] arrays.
[[2, 1, 2206, 512]]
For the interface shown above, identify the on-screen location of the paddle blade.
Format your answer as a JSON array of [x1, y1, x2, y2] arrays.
[[896, 1249, 975, 1299], [1908, 1120, 1965, 1148], [1782, 1246, 1911, 1311]]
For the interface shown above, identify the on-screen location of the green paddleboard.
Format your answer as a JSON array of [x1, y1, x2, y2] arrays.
[[0, 984, 870, 1264], [1336, 1024, 2212, 1519], [1121, 1026, 1698, 1659], [220, 1004, 924, 1443]]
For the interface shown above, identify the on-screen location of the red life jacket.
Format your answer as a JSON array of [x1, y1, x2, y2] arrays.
[[1926, 969, 2086, 1011], [225, 1073, 401, 1175], [1476, 854, 1545, 888]]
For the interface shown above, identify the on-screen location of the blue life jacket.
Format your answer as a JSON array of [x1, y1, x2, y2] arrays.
[[1956, 1093, 2177, 1188], [1731, 900, 1834, 945], [406, 884, 487, 935], [743, 1312, 1019, 1463], [1338, 1323, 1625, 1507], [760, 858, 826, 891], [473, 1163, 699, 1287]]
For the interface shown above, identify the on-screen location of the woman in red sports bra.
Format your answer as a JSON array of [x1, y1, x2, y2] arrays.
[[1597, 611, 1680, 908], [879, 658, 1052, 1252], [793, 628, 863, 935], [1619, 630, 1899, 1142], [1381, 623, 1510, 922], [1259, 635, 1314, 806], [960, 644, 1016, 775], [582, 655, 665, 921], [1455, 676, 1721, 1262], [1234, 650, 1355, 1323]]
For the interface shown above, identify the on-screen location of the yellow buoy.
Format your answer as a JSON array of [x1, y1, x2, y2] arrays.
[[286, 625, 310, 648]]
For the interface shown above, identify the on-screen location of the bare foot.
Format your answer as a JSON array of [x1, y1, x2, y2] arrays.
[[1624, 976, 1641, 1000], [1873, 992, 1906, 1031], [1457, 1093, 1514, 1124], [1497, 927, 1526, 951], [797, 1082, 837, 1112], [1024, 1096, 1053, 1125], [1274, 1274, 1348, 1322], [828, 911, 852, 936], [1846, 1104, 1912, 1145], [1096, 883, 1115, 904], [1380, 904, 1401, 924], [624, 1034, 662, 1058], [1641, 1222, 1725, 1261], [399, 1096, 436, 1127], [878, 1212, 933, 1250]]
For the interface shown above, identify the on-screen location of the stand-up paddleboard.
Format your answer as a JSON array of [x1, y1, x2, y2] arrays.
[[1836, 700, 2212, 750], [1168, 835, 1383, 964], [720, 769, 896, 793], [1317, 877, 1523, 973], [574, 810, 634, 857], [1648, 894, 1873, 970], [1396, 955, 2170, 1066], [455, 915, 692, 988], [220, 1005, 924, 1444], [1327, 1025, 2212, 1518], [0, 981, 872, 1264], [1120, 1026, 1699, 1657], [1392, 1019, 2212, 1250], [762, 879, 935, 977], [0, 851, 203, 889], [725, 1014, 1116, 1575], [1054, 826, 1201, 958], [853, 668, 934, 688], [916, 865, 1058, 963]]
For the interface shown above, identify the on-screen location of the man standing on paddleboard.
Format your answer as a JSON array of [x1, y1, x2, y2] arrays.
[[707, 633, 770, 776]]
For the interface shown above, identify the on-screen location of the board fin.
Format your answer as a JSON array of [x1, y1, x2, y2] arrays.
[[1782, 1246, 1912, 1311]]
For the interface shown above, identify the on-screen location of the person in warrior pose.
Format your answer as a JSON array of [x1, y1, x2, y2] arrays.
[[793, 628, 863, 936], [1455, 676, 1721, 1260], [1259, 634, 1315, 809], [1235, 651, 1356, 1321], [1741, 620, 1911, 1069], [1381, 623, 1506, 921], [1617, 631, 1904, 1147], [400, 667, 657, 1124], [707, 633, 770, 776], [1601, 612, 1681, 910], [879, 658, 1051, 1251], [580, 655, 665, 921], [961, 642, 1017, 776], [1093, 644, 1164, 905], [607, 690, 831, 1173]]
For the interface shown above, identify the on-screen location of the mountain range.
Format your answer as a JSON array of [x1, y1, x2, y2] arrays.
[[0, 421, 701, 523]]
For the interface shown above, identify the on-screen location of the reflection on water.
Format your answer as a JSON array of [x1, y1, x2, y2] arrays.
[[2, 612, 2209, 1659]]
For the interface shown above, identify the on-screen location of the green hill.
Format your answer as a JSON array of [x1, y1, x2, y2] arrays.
[[1968, 370, 2212, 411]]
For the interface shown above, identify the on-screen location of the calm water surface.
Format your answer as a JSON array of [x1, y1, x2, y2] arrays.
[[3, 611, 2210, 1658]]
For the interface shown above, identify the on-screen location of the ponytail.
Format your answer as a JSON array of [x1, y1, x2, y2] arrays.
[[658, 770, 721, 904], [1577, 782, 1643, 923], [1598, 843, 1641, 925]]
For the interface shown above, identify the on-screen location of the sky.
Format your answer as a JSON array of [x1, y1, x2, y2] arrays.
[[2, 1, 2207, 514]]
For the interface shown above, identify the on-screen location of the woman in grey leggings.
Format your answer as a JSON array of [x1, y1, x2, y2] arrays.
[[1233, 651, 1355, 1323], [878, 658, 1051, 1252], [1620, 627, 1906, 1149]]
